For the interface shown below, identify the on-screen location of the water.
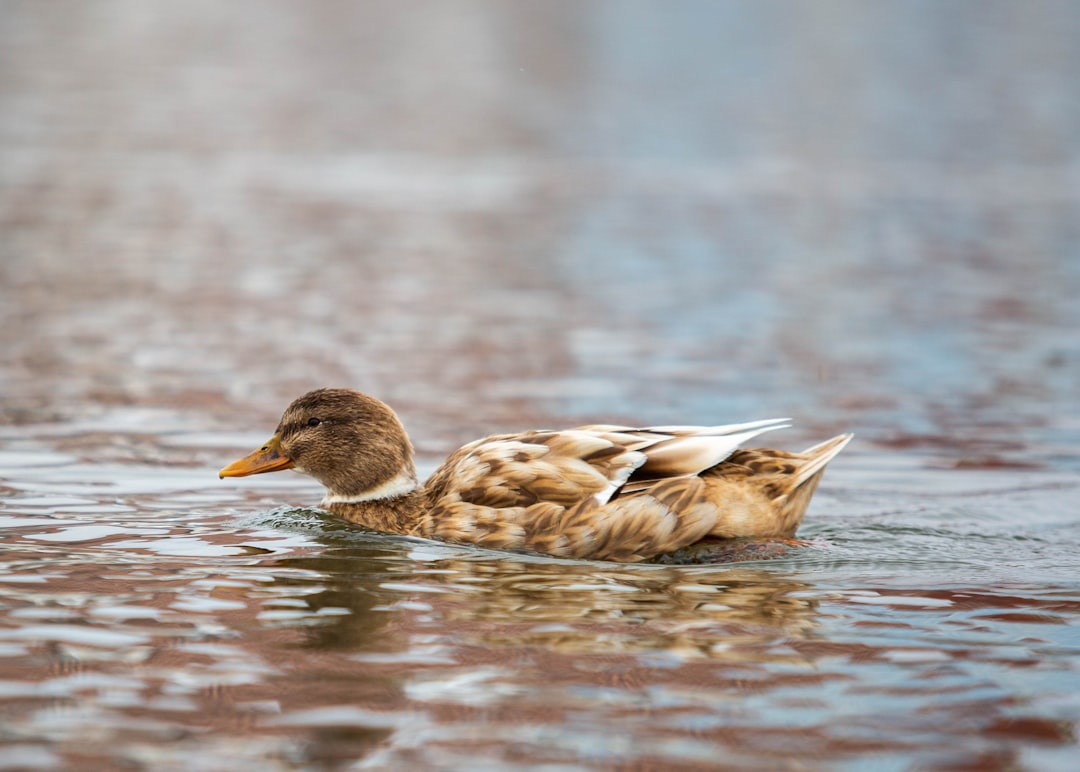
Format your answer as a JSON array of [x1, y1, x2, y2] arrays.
[[2, 2, 1080, 769], [1, 445, 1078, 769]]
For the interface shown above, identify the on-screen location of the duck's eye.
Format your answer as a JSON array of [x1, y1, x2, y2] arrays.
[[307, 417, 322, 427]]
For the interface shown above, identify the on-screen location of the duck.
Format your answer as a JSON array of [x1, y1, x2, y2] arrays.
[[219, 388, 852, 563]]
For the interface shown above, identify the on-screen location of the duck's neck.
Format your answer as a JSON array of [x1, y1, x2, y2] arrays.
[[321, 470, 428, 535]]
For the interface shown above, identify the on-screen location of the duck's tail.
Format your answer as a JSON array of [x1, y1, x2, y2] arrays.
[[774, 432, 851, 528], [763, 432, 853, 537], [796, 433, 854, 488]]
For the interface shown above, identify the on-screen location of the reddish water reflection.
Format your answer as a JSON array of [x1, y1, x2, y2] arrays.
[[0, 450, 1077, 769]]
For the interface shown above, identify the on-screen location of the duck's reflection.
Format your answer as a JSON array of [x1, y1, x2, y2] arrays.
[[234, 532, 824, 767], [264, 532, 820, 661], [410, 555, 817, 659]]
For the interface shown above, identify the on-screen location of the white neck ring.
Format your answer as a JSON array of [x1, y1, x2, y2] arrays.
[[321, 469, 419, 505]]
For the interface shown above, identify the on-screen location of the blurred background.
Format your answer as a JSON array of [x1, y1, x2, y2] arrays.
[[1, 0, 1078, 464]]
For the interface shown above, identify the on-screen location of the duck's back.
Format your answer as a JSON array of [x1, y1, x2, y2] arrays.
[[418, 422, 850, 562]]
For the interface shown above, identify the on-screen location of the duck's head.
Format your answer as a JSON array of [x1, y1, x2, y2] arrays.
[[219, 388, 417, 501]]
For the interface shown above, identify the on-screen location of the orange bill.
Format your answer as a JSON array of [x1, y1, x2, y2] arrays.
[[219, 434, 294, 478]]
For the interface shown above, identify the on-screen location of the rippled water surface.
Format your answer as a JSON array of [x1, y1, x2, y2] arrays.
[[4, 436, 1079, 770], [3, 2, 1080, 770]]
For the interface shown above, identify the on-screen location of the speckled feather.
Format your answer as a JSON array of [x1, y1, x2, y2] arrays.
[[221, 389, 853, 563], [419, 428, 851, 561]]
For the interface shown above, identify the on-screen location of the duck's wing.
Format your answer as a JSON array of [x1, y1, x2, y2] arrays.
[[421, 420, 791, 560]]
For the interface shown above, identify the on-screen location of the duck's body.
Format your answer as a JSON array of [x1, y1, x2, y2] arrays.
[[220, 389, 852, 563]]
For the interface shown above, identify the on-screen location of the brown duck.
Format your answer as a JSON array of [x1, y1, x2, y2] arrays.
[[220, 388, 852, 562]]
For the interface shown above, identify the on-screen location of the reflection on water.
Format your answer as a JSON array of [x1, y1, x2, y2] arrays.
[[1, 444, 1078, 769]]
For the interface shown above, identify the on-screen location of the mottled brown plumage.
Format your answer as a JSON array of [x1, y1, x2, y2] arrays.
[[220, 388, 852, 562]]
